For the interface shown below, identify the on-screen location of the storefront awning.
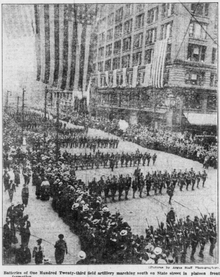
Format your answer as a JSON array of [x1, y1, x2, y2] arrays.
[[184, 112, 217, 126]]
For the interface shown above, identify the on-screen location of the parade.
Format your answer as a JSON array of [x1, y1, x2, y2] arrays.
[[2, 111, 217, 264], [2, 2, 217, 268]]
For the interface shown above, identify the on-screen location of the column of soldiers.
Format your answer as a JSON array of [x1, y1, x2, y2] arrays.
[[3, 203, 32, 264], [62, 150, 157, 171], [88, 168, 208, 204], [147, 208, 217, 263], [60, 136, 119, 149]]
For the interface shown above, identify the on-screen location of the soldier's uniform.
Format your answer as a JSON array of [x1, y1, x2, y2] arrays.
[[124, 175, 131, 200]]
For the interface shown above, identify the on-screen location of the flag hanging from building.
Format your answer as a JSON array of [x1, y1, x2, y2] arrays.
[[143, 63, 152, 87], [132, 66, 138, 88], [151, 38, 168, 88], [34, 4, 97, 91]]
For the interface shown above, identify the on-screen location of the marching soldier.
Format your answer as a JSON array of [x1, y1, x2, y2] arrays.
[[167, 184, 175, 205], [152, 153, 157, 165], [132, 177, 138, 198], [124, 174, 131, 200]]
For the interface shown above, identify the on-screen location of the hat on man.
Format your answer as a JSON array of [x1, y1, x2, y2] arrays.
[[120, 230, 128, 236], [78, 251, 86, 260]]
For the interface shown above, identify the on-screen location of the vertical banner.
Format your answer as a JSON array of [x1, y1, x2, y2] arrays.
[[39, 5, 45, 83], [143, 63, 152, 87], [132, 66, 138, 88], [73, 22, 83, 91], [65, 6, 74, 90], [105, 71, 109, 86], [83, 24, 92, 92], [122, 68, 127, 87], [113, 69, 117, 88], [97, 71, 101, 88], [49, 5, 55, 86], [58, 5, 64, 88]]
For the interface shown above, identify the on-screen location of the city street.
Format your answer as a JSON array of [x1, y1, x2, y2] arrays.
[[3, 127, 217, 264]]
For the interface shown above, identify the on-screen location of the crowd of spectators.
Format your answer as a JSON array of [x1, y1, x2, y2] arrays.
[[3, 111, 217, 264]]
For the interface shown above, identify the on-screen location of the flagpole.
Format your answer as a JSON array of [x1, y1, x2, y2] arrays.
[[56, 91, 60, 161], [44, 86, 48, 148]]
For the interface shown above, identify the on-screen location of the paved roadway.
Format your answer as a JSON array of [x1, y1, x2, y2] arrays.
[[3, 126, 217, 264]]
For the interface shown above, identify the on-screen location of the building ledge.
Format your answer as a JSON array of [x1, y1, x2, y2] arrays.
[[172, 59, 217, 70]]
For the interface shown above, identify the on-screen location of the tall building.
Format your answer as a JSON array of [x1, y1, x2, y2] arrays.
[[90, 3, 217, 131]]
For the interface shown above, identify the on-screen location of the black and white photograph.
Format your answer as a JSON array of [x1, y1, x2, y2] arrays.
[[2, 2, 218, 267]]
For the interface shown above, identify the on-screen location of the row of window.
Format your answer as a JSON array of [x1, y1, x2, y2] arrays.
[[98, 3, 210, 31], [99, 93, 217, 112], [185, 71, 217, 87], [98, 23, 172, 55], [98, 4, 174, 33], [97, 45, 171, 70], [100, 18, 209, 46], [98, 39, 217, 66], [97, 64, 217, 88]]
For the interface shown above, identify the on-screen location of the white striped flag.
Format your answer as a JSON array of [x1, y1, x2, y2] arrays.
[[34, 4, 97, 92], [122, 68, 127, 87], [151, 38, 168, 88], [132, 66, 138, 88]]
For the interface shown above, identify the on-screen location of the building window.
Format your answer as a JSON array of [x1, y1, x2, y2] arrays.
[[124, 19, 133, 35], [123, 37, 131, 52], [113, 57, 120, 69], [98, 62, 104, 72], [133, 32, 143, 49], [135, 13, 145, 29], [105, 59, 112, 71], [99, 17, 106, 31], [161, 4, 174, 18], [99, 4, 106, 18], [166, 44, 172, 63], [207, 95, 217, 110], [145, 49, 153, 64], [126, 72, 133, 86], [145, 28, 157, 45], [133, 52, 142, 66], [115, 24, 122, 39], [212, 48, 217, 64], [210, 73, 218, 87], [122, 54, 130, 68], [187, 44, 206, 62], [185, 70, 205, 86], [106, 44, 112, 57], [147, 6, 159, 24], [135, 4, 145, 13], [117, 74, 123, 86], [115, 7, 123, 23], [98, 47, 104, 59], [191, 3, 209, 17], [124, 4, 133, 18], [189, 22, 207, 40], [114, 40, 121, 55], [107, 13, 114, 27], [107, 29, 113, 41], [160, 22, 173, 40], [99, 32, 105, 44]]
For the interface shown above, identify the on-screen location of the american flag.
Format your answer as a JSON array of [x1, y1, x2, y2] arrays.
[[34, 4, 97, 92], [151, 38, 168, 88], [3, 4, 97, 95]]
